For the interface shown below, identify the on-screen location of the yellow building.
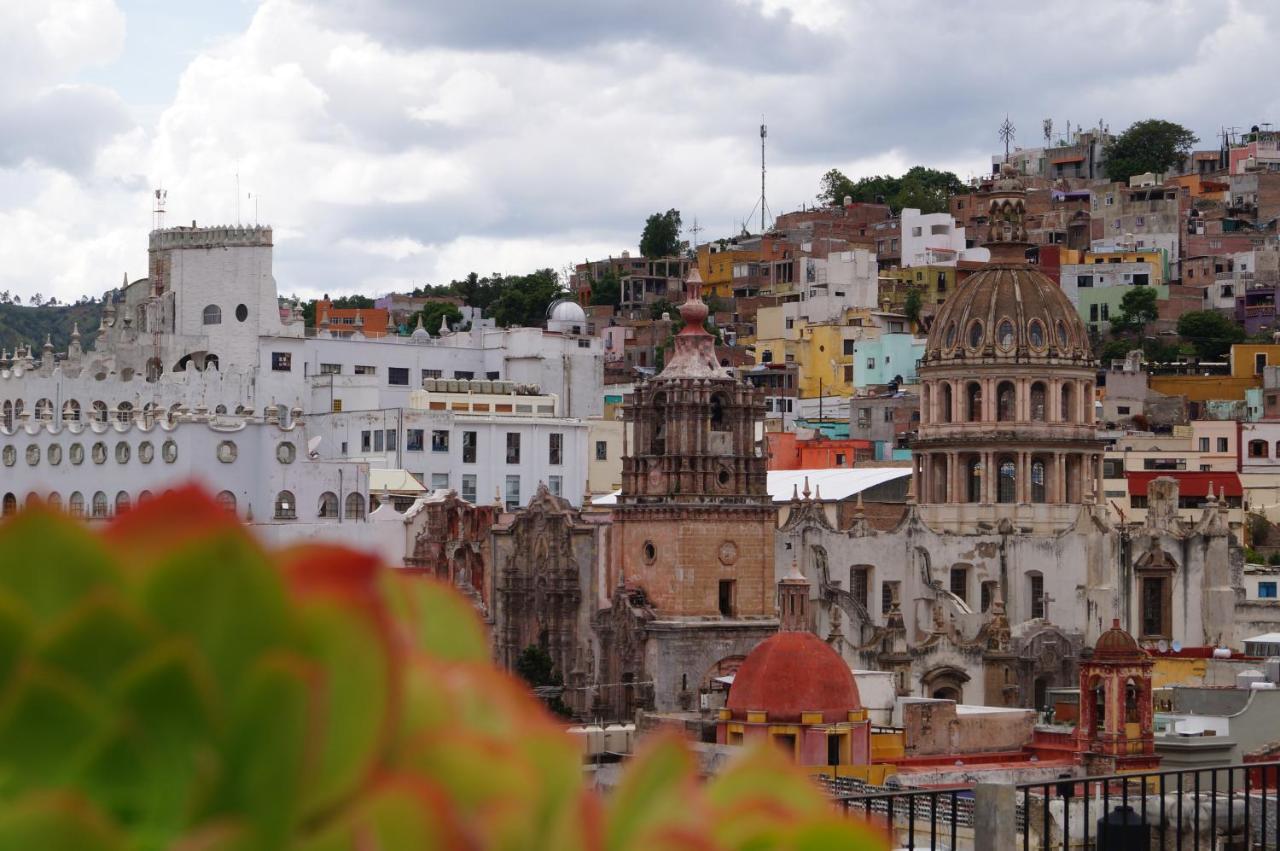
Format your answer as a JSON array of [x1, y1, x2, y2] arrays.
[[879, 265, 959, 314], [753, 306, 894, 397], [1147, 345, 1280, 402]]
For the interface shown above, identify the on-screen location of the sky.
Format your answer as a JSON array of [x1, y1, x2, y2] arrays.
[[1, 0, 1278, 304]]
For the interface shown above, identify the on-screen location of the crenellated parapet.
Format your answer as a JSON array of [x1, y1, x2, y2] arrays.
[[148, 225, 272, 251]]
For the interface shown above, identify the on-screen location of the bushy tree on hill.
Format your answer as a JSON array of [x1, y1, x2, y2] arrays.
[[817, 166, 966, 214], [1104, 119, 1198, 182]]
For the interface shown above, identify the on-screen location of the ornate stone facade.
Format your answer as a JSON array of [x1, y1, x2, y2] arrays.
[[403, 490, 498, 613]]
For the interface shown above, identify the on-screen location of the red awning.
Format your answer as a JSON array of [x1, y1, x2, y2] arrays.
[[1126, 471, 1242, 498], [1052, 155, 1085, 165]]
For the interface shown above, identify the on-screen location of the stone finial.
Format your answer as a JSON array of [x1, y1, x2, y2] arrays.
[[353, 310, 364, 326], [70, 322, 80, 341], [826, 605, 845, 646], [386, 311, 396, 331], [439, 312, 450, 335], [802, 475, 811, 501], [905, 473, 917, 505], [121, 271, 128, 287], [813, 484, 822, 501], [791, 483, 799, 503]]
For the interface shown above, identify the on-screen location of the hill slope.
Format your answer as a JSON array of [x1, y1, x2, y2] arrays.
[[0, 303, 103, 355]]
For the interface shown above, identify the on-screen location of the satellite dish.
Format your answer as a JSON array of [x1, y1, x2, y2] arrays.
[[1157, 640, 1169, 653], [1171, 640, 1183, 653], [307, 435, 323, 458]]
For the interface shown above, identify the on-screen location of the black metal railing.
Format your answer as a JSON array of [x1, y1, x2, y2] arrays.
[[826, 760, 1280, 850], [1017, 760, 1280, 850]]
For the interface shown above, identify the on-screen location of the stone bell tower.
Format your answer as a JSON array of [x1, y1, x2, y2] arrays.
[[603, 266, 779, 715]]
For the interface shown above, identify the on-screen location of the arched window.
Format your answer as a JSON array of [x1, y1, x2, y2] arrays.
[[115, 402, 133, 424], [46, 492, 61, 511], [205, 354, 219, 371], [709, 393, 729, 431], [1, 400, 11, 429], [1031, 458, 1047, 503], [940, 383, 952, 423], [1, 493, 15, 516], [34, 398, 53, 421], [966, 457, 983, 503], [996, 381, 1015, 421], [345, 492, 365, 520], [966, 382, 982, 422], [1060, 383, 1074, 423], [1249, 439, 1269, 459], [91, 491, 109, 518], [1030, 382, 1046, 422], [997, 458, 1016, 503], [216, 491, 237, 513], [137, 490, 154, 505], [202, 305, 222, 325], [274, 491, 296, 520], [92, 401, 108, 423], [62, 399, 81, 422], [318, 491, 339, 518], [68, 492, 84, 517], [1125, 677, 1140, 724], [115, 491, 131, 514]]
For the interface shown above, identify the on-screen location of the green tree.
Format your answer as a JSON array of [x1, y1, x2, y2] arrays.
[[488, 268, 566, 328], [411, 302, 464, 335], [639, 209, 682, 258], [1142, 337, 1182, 364], [513, 644, 571, 718], [1176, 309, 1246, 361], [816, 166, 965, 214], [1098, 337, 1135, 364], [1111, 286, 1158, 334], [332, 295, 375, 309], [588, 268, 622, 307], [903, 288, 923, 328], [1104, 119, 1199, 182]]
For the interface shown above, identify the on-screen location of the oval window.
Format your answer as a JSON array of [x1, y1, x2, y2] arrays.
[[92, 442, 107, 465], [643, 541, 656, 563], [162, 440, 178, 463], [217, 440, 238, 464], [25, 445, 38, 466], [1028, 320, 1045, 349], [235, 303, 249, 322], [70, 443, 84, 465], [115, 442, 131, 464], [139, 441, 154, 464], [48, 444, 61, 466], [276, 442, 296, 464], [997, 319, 1014, 349], [944, 321, 958, 349], [968, 320, 984, 349], [1056, 320, 1068, 349], [2, 446, 14, 467]]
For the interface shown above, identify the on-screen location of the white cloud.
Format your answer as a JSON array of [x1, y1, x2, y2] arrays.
[[0, 0, 1278, 304]]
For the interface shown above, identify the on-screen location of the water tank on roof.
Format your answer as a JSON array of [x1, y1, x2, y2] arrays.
[[1265, 657, 1280, 684], [446, 380, 459, 392], [1237, 670, 1266, 689], [476, 380, 492, 394]]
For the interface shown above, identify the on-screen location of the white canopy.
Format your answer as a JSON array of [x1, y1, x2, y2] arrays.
[[591, 466, 911, 506]]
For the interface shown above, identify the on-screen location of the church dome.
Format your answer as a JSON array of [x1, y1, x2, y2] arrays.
[[726, 631, 860, 723], [924, 265, 1092, 364], [1093, 619, 1146, 659]]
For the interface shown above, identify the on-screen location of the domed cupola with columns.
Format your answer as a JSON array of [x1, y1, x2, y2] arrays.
[[913, 165, 1106, 533]]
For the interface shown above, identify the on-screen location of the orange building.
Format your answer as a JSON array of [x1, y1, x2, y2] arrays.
[[315, 298, 394, 338], [766, 431, 873, 470]]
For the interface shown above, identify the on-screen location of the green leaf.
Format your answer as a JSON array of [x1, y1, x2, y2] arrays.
[[218, 652, 316, 849], [291, 776, 462, 851], [0, 791, 124, 851], [293, 598, 391, 819], [384, 575, 488, 663], [605, 735, 700, 851], [0, 664, 105, 792], [36, 593, 154, 692], [0, 509, 121, 624], [0, 590, 32, 687], [139, 533, 290, 695]]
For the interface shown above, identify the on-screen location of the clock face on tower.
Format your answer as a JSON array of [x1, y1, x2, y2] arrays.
[[646, 462, 663, 492]]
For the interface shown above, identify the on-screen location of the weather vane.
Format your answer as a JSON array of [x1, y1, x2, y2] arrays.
[[998, 115, 1016, 162]]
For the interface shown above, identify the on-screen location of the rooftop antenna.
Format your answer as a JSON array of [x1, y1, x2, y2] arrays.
[[1043, 118, 1053, 145], [152, 187, 167, 230], [760, 119, 768, 233], [688, 216, 704, 252], [998, 115, 1016, 162]]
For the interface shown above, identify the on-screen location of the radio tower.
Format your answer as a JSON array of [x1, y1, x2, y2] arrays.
[[760, 121, 768, 233]]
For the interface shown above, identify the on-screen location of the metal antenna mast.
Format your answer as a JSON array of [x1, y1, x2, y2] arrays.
[[760, 120, 768, 233], [688, 216, 704, 252], [998, 115, 1016, 162]]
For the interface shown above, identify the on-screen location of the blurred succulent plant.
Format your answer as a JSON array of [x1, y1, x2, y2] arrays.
[[0, 486, 885, 851]]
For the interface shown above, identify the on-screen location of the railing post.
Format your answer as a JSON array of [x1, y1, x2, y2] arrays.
[[974, 783, 1017, 851]]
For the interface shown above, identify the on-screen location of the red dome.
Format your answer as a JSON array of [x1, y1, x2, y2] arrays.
[[1093, 619, 1145, 659], [726, 631, 860, 723]]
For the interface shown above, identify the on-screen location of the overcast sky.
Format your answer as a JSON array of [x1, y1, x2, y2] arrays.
[[2, 0, 1278, 303]]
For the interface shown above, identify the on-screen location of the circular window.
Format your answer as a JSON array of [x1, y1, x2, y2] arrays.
[[1, 446, 13, 467], [25, 445, 38, 466], [643, 541, 656, 564], [217, 440, 238, 464], [718, 540, 739, 565], [162, 440, 178, 463], [138, 441, 154, 464], [717, 468, 731, 487], [115, 442, 130, 464], [235, 304, 248, 322], [997, 319, 1015, 350], [944, 321, 958, 349], [48, 444, 61, 466], [967, 320, 985, 349], [92, 442, 107, 465], [276, 442, 296, 464], [1028, 320, 1046, 349], [1055, 320, 1068, 349], [70, 443, 84, 465]]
